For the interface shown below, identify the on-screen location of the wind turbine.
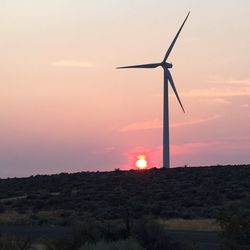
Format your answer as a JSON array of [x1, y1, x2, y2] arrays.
[[117, 12, 190, 168]]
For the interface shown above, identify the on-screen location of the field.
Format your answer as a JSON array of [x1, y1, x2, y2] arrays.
[[0, 165, 249, 249], [0, 165, 249, 225]]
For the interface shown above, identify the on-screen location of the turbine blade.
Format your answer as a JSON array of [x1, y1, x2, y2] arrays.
[[162, 11, 190, 63], [116, 63, 160, 69], [166, 70, 185, 113]]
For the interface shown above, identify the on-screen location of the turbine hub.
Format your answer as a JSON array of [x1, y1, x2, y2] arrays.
[[161, 62, 173, 68]]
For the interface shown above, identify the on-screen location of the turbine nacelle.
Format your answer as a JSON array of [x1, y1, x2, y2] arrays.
[[161, 62, 173, 68]]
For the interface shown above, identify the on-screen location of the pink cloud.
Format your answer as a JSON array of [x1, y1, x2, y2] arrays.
[[119, 114, 220, 132], [171, 138, 250, 167], [208, 78, 250, 85], [198, 98, 230, 105], [183, 86, 250, 97], [170, 114, 220, 128], [119, 135, 250, 170], [171, 142, 211, 156], [51, 60, 94, 68], [120, 119, 162, 132]]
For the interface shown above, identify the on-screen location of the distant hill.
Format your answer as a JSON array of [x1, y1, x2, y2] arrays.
[[0, 165, 249, 225]]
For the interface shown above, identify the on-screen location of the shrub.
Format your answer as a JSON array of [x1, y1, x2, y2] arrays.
[[0, 236, 31, 250], [41, 218, 130, 250], [0, 204, 5, 213], [68, 219, 103, 249], [78, 238, 144, 250], [132, 219, 182, 250], [217, 209, 250, 249], [100, 221, 129, 241], [43, 239, 67, 250]]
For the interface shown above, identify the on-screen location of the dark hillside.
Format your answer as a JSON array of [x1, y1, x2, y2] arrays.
[[0, 165, 249, 225]]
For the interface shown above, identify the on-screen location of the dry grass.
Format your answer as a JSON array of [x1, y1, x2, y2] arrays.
[[0, 210, 68, 225], [157, 218, 221, 232], [0, 195, 27, 203], [32, 243, 46, 250], [0, 211, 30, 224]]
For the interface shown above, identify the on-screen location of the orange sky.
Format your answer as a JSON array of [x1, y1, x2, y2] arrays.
[[0, 1, 250, 177]]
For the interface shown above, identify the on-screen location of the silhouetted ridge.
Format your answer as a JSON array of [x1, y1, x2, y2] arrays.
[[0, 165, 249, 225]]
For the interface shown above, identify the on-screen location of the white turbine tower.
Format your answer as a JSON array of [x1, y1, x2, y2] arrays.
[[117, 12, 190, 168]]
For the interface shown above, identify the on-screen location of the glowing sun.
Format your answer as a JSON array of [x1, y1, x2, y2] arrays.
[[135, 155, 148, 170]]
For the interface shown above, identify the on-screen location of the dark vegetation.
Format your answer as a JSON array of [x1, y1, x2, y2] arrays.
[[217, 208, 250, 249], [0, 165, 249, 225], [0, 219, 197, 250], [1, 215, 249, 249], [0, 165, 250, 249], [0, 236, 31, 250], [53, 218, 186, 250]]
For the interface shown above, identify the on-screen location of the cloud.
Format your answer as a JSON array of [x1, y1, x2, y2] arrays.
[[170, 114, 220, 128], [172, 137, 250, 157], [51, 60, 94, 68], [103, 147, 116, 152], [240, 104, 249, 108], [198, 98, 230, 105], [120, 119, 162, 132], [120, 114, 220, 132], [183, 86, 250, 97], [182, 78, 250, 98], [171, 142, 211, 156], [154, 78, 250, 99], [208, 79, 250, 85]]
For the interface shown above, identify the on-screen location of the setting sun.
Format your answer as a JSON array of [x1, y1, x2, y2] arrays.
[[135, 155, 148, 170]]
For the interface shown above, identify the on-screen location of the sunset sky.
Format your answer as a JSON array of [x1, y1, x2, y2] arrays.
[[0, 0, 250, 177]]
